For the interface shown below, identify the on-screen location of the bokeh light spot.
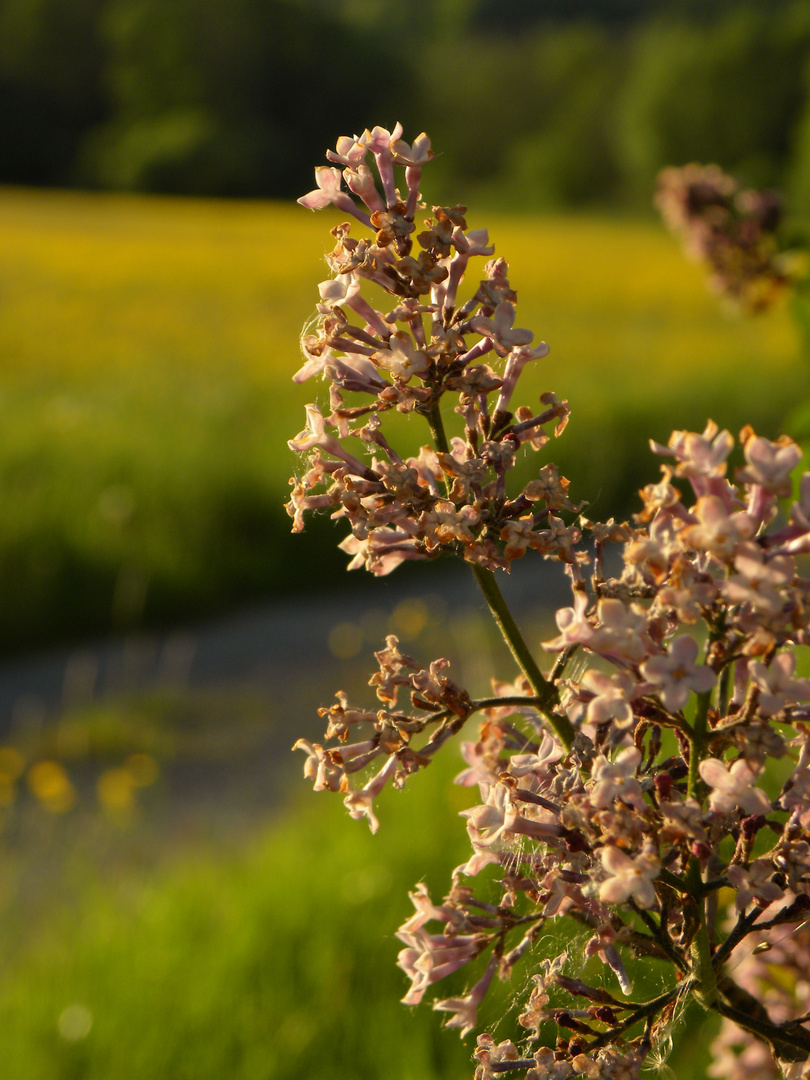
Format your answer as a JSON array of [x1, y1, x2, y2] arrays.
[[58, 1003, 93, 1041], [27, 761, 75, 813], [97, 768, 135, 811], [390, 598, 429, 641], [125, 753, 159, 787], [328, 621, 364, 659]]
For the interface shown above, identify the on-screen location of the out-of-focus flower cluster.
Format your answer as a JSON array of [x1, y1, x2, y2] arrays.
[[288, 123, 574, 576], [655, 163, 805, 313], [290, 128, 810, 1080]]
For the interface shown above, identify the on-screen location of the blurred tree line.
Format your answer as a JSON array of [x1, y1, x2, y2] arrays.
[[4, 0, 810, 212]]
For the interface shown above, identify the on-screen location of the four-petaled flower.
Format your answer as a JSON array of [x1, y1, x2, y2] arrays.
[[469, 301, 534, 357], [641, 634, 715, 712], [749, 652, 810, 716], [598, 845, 661, 909], [698, 756, 772, 816]]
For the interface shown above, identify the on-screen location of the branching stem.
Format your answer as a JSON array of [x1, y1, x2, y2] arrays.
[[423, 398, 575, 752]]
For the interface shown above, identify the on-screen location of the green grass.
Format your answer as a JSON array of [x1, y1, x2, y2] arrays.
[[0, 189, 805, 653]]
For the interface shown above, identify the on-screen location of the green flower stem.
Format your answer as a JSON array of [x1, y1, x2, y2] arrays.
[[423, 398, 574, 753], [470, 562, 574, 752], [687, 688, 712, 801], [689, 910, 718, 1010], [682, 687, 717, 1008], [424, 399, 450, 455]]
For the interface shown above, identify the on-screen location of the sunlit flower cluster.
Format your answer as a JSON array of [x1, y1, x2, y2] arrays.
[[290, 127, 810, 1080], [289, 123, 573, 576], [655, 163, 805, 312]]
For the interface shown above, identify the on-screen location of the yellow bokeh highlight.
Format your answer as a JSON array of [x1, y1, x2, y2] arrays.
[[390, 598, 430, 642], [328, 621, 364, 660], [0, 746, 25, 781], [125, 753, 160, 787], [97, 768, 136, 812], [27, 761, 76, 814]]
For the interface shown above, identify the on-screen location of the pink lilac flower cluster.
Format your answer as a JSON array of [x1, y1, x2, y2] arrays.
[[288, 122, 574, 578], [289, 127, 810, 1080], [654, 163, 803, 313]]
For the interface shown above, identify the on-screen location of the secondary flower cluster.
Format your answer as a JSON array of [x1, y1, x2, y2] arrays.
[[289, 123, 574, 576], [655, 163, 802, 313], [289, 127, 810, 1080]]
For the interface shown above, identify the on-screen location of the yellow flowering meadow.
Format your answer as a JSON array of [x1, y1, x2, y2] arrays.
[[0, 187, 801, 651]]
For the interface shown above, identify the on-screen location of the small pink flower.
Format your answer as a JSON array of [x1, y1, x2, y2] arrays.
[[641, 634, 715, 712], [298, 166, 371, 225], [325, 133, 368, 168], [292, 738, 343, 792], [469, 301, 534, 357], [724, 546, 793, 618], [652, 420, 733, 478], [737, 432, 802, 497], [288, 404, 371, 477], [749, 652, 810, 717], [590, 747, 645, 810], [588, 599, 651, 663], [680, 495, 755, 560], [698, 757, 772, 816], [398, 882, 454, 933], [598, 845, 660, 909], [390, 131, 434, 166], [580, 669, 637, 729], [493, 341, 550, 417], [396, 926, 485, 1005], [727, 859, 784, 911], [343, 754, 399, 833], [432, 953, 497, 1038], [542, 591, 593, 651], [373, 331, 429, 381]]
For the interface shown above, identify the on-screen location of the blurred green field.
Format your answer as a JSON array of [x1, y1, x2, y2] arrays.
[[0, 689, 716, 1080], [0, 187, 805, 653]]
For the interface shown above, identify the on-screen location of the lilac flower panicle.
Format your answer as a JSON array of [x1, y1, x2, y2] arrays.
[[289, 128, 810, 1079]]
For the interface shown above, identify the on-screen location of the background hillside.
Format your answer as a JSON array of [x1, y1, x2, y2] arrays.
[[5, 0, 810, 217]]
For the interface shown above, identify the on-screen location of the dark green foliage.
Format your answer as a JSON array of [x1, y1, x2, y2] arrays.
[[5, 0, 810, 208]]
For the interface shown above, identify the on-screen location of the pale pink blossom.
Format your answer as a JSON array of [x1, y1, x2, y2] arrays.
[[724, 546, 793, 618], [469, 301, 534, 357], [598, 845, 660, 909], [343, 163, 386, 213], [343, 754, 399, 832], [460, 781, 561, 849], [738, 432, 802, 497], [398, 882, 455, 934], [580, 669, 637, 729], [749, 652, 810, 716], [680, 495, 756, 560], [590, 747, 645, 809], [373, 331, 429, 381], [652, 420, 733, 478], [698, 756, 772, 816], [588, 599, 651, 663], [298, 165, 371, 225], [493, 341, 550, 417], [292, 738, 343, 791], [363, 123, 402, 207], [432, 953, 497, 1038], [396, 926, 485, 1005], [288, 404, 372, 476], [727, 859, 784, 910], [640, 634, 715, 712], [542, 591, 592, 651], [390, 131, 434, 166], [325, 133, 368, 168]]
